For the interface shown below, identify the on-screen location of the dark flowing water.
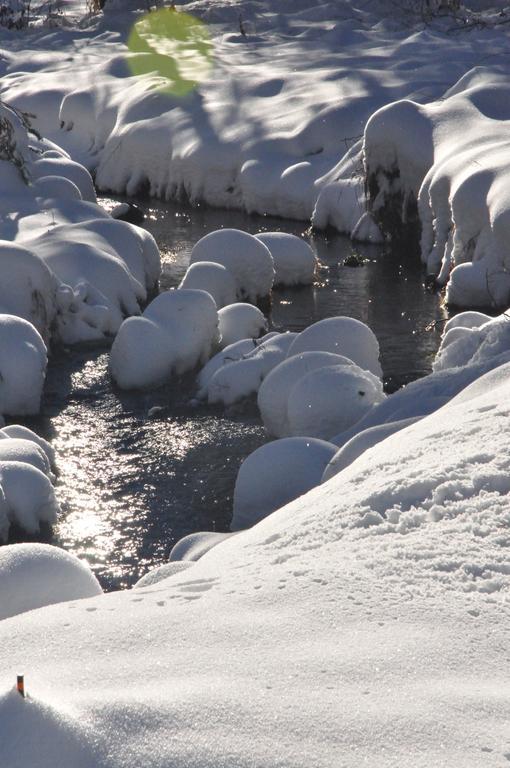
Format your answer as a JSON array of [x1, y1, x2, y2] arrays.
[[23, 199, 445, 590]]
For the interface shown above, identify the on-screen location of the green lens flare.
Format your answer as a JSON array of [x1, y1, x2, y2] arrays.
[[127, 9, 213, 97]]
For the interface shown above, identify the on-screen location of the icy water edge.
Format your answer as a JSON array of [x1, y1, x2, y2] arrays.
[[17, 199, 445, 590]]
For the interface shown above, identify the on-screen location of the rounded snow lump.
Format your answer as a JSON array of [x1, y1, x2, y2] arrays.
[[218, 303, 268, 347], [110, 289, 219, 389], [232, 437, 337, 531], [0, 314, 47, 415], [258, 351, 355, 438], [287, 316, 382, 377], [134, 561, 193, 588], [0, 543, 102, 620], [190, 229, 275, 302], [287, 364, 385, 440], [256, 232, 317, 286], [169, 531, 236, 561], [179, 261, 237, 309]]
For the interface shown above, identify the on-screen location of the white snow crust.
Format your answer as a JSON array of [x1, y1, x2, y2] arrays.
[[178, 261, 237, 309], [169, 530, 236, 562], [0, 314, 47, 416]]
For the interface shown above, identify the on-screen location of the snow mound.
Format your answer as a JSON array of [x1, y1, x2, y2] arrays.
[[0, 242, 58, 342], [287, 363, 386, 440], [287, 316, 383, 377], [110, 289, 219, 390], [258, 351, 356, 438], [0, 689, 100, 768], [443, 311, 492, 334], [198, 332, 297, 406], [169, 531, 236, 562], [0, 425, 56, 469], [0, 314, 47, 416], [434, 314, 510, 372], [0, 543, 101, 620], [0, 462, 59, 542], [364, 68, 510, 308], [322, 416, 421, 483], [255, 232, 317, 286], [232, 437, 337, 531], [190, 229, 275, 302], [0, 438, 52, 479], [179, 261, 237, 309], [134, 561, 193, 588], [218, 303, 268, 347]]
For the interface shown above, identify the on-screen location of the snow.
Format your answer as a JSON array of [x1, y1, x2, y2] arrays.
[[0, 425, 55, 469], [217, 303, 267, 347], [197, 332, 297, 406], [134, 561, 193, 588], [286, 363, 386, 440], [189, 229, 275, 302], [255, 232, 317, 286], [231, 436, 337, 531], [0, 438, 52, 479], [0, 314, 47, 416], [178, 261, 237, 309], [322, 416, 421, 482], [287, 316, 383, 377], [434, 313, 510, 372], [110, 289, 219, 389], [0, 461, 58, 542], [364, 68, 510, 307], [169, 531, 236, 561], [258, 350, 356, 438], [0, 543, 101, 621], [2, 2, 510, 765], [2, 359, 509, 765]]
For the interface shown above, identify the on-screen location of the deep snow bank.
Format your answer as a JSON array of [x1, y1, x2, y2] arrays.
[[363, 66, 510, 307]]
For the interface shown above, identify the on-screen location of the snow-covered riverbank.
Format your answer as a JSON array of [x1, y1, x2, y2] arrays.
[[1, 1, 510, 764]]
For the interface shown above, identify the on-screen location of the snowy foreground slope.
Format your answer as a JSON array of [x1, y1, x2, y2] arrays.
[[1, 362, 510, 766]]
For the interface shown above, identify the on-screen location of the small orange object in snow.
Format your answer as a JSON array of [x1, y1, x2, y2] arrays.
[[16, 675, 25, 698]]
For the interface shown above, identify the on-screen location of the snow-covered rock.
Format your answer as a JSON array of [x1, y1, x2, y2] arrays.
[[190, 229, 275, 302], [198, 332, 297, 406], [110, 289, 219, 389], [287, 363, 386, 440], [257, 351, 356, 438], [0, 543, 101, 620], [179, 261, 237, 309], [255, 232, 317, 286], [134, 561, 193, 588], [0, 438, 52, 479], [218, 303, 268, 347], [322, 416, 421, 482], [0, 314, 47, 416], [232, 437, 337, 531], [0, 461, 59, 542], [0, 242, 58, 342], [0, 425, 56, 469], [364, 68, 510, 308], [169, 531, 236, 562], [286, 317, 383, 377]]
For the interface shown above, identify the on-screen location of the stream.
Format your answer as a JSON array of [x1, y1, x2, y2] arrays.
[[22, 198, 445, 591]]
